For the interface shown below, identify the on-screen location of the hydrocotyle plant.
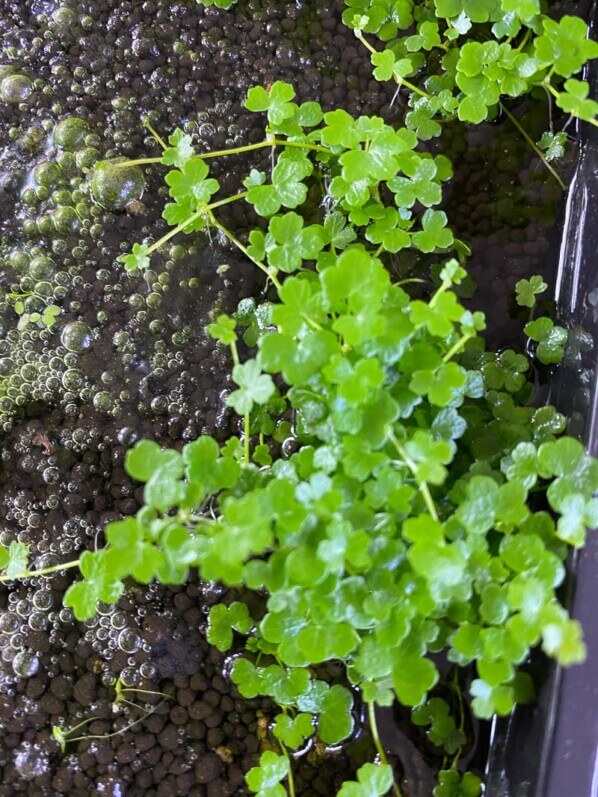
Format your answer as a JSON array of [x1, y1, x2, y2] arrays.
[[2, 80, 597, 795], [1, 0, 597, 792], [197, 0, 598, 190]]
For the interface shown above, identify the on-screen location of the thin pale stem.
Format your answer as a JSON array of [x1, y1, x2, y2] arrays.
[[105, 139, 329, 174], [286, 752, 296, 797], [500, 103, 567, 190], [452, 669, 465, 734], [146, 193, 248, 256], [367, 702, 403, 797], [119, 687, 173, 701], [108, 157, 162, 168], [117, 698, 147, 712], [209, 191, 248, 209], [388, 429, 439, 521], [429, 280, 450, 309], [0, 559, 80, 583], [230, 341, 240, 367], [395, 278, 427, 287], [199, 138, 330, 159], [146, 210, 205, 255], [208, 213, 282, 290], [354, 30, 430, 99], [63, 701, 167, 746], [60, 717, 95, 737], [243, 414, 251, 466], [442, 333, 473, 363], [516, 28, 531, 52], [143, 118, 168, 151]]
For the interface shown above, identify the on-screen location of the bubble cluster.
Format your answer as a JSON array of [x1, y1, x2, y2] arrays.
[[0, 334, 83, 430]]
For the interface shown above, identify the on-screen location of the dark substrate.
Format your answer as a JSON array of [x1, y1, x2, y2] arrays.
[[0, 0, 582, 795]]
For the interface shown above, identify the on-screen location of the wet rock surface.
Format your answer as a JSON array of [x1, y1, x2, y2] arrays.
[[0, 0, 580, 794]]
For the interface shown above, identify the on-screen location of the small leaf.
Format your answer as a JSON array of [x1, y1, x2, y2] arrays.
[[207, 602, 253, 652], [121, 243, 150, 274], [226, 359, 275, 415], [515, 275, 548, 308], [246, 751, 289, 793], [317, 685, 354, 744], [207, 314, 237, 345], [161, 128, 195, 169]]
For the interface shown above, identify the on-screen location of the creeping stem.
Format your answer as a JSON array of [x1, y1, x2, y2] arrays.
[[500, 103, 566, 190], [108, 136, 329, 170], [388, 428, 439, 521], [243, 413, 251, 466], [354, 29, 430, 100], [143, 192, 249, 257], [442, 333, 474, 363], [367, 702, 403, 797], [200, 137, 330, 159], [142, 118, 168, 150], [207, 211, 282, 291], [60, 700, 169, 746], [0, 559, 80, 584]]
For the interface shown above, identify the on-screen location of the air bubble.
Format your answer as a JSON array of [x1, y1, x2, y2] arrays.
[[1, 74, 33, 104], [60, 321, 92, 352], [0, 613, 19, 634], [14, 742, 49, 780], [118, 628, 141, 654], [32, 590, 52, 611]]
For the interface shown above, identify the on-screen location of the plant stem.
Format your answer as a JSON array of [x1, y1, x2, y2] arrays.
[[104, 138, 329, 173], [287, 761, 296, 797], [146, 210, 205, 255], [442, 333, 473, 363], [199, 137, 330, 159], [429, 279, 450, 309], [243, 413, 251, 466], [117, 685, 173, 701], [209, 191, 248, 209], [63, 700, 167, 746], [142, 118, 168, 151], [452, 669, 465, 734], [230, 340, 240, 367], [0, 559, 80, 583], [108, 157, 163, 168], [500, 103, 567, 190], [354, 30, 430, 99], [208, 213, 282, 290], [145, 192, 248, 257], [60, 716, 95, 736], [516, 28, 531, 52], [388, 429, 439, 521], [281, 745, 296, 797], [367, 702, 403, 797]]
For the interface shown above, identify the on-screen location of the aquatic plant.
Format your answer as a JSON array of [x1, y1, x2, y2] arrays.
[[2, 0, 598, 792], [2, 82, 597, 795]]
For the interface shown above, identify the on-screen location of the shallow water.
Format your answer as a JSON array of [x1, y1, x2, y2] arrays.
[[0, 1, 588, 795]]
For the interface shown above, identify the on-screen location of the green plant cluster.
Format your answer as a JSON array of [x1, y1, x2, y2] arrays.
[[3, 0, 598, 791], [345, 1, 598, 129], [3, 80, 598, 795], [194, 0, 598, 166]]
